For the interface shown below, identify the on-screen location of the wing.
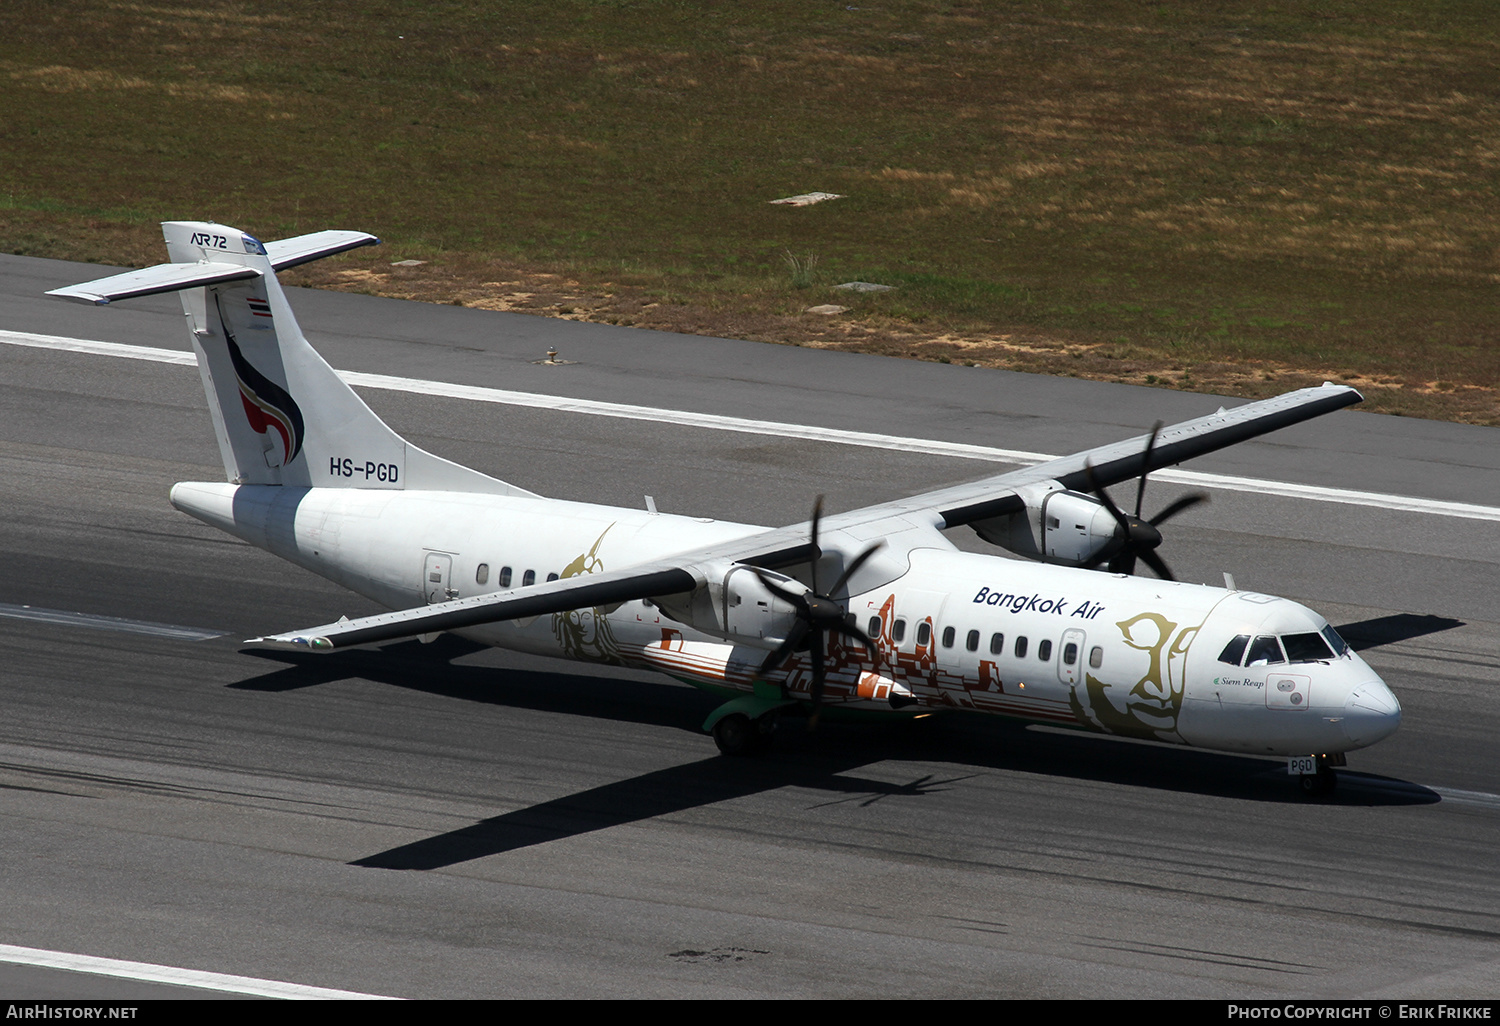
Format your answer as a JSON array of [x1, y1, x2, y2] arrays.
[[251, 383, 1359, 652], [832, 381, 1362, 529], [251, 563, 696, 651]]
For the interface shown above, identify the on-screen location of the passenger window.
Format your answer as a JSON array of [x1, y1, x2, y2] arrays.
[[916, 622, 931, 646], [1218, 635, 1250, 665], [499, 566, 512, 588], [893, 619, 907, 642], [990, 633, 1004, 655], [941, 626, 955, 648], [1038, 639, 1053, 661], [546, 572, 559, 582], [868, 615, 882, 638], [1089, 646, 1103, 669], [522, 569, 536, 587], [966, 630, 980, 652], [476, 563, 489, 585], [1245, 635, 1284, 666], [1014, 636, 1028, 658], [1062, 642, 1078, 666]]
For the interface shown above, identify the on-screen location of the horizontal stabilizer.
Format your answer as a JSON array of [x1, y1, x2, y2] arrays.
[[248, 565, 697, 652], [266, 230, 381, 271], [45, 262, 260, 305]]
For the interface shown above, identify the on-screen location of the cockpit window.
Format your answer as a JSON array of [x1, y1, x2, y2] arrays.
[[1245, 635, 1285, 666], [1321, 625, 1350, 657], [1282, 632, 1335, 663], [1218, 635, 1250, 666]]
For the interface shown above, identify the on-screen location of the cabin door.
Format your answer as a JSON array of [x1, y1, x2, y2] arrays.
[[423, 552, 455, 604]]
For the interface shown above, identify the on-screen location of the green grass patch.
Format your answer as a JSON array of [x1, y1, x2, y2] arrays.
[[2, 0, 1498, 419]]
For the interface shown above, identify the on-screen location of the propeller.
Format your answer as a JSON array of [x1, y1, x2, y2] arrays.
[[1083, 422, 1209, 581], [751, 496, 883, 722]]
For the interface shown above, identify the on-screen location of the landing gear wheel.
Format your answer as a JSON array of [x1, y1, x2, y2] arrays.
[[713, 713, 768, 757], [1299, 765, 1338, 797], [752, 712, 778, 754]]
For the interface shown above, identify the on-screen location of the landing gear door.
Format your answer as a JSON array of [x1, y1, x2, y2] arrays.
[[423, 551, 455, 604]]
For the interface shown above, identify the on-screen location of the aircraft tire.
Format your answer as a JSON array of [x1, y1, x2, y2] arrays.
[[713, 713, 762, 757], [752, 712, 779, 754], [1298, 767, 1338, 798]]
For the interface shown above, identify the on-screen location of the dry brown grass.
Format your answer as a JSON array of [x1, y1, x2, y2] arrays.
[[279, 249, 1500, 424]]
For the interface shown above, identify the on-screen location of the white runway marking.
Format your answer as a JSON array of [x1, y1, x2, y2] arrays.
[[6, 329, 1499, 523], [0, 603, 224, 641], [0, 943, 397, 999]]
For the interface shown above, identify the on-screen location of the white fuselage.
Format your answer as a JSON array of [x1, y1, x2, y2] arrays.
[[171, 482, 1401, 757]]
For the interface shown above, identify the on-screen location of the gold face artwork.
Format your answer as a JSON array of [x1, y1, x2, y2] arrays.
[[1072, 611, 1201, 743], [551, 525, 623, 665]]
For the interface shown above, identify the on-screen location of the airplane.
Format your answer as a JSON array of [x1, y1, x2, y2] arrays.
[[45, 220, 1403, 797]]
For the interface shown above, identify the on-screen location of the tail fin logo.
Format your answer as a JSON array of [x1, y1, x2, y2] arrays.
[[226, 334, 304, 466]]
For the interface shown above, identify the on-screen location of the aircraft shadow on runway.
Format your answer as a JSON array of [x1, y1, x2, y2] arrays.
[[346, 729, 1437, 870], [1335, 613, 1465, 651], [232, 635, 704, 732], [233, 637, 1439, 870], [351, 755, 963, 870]]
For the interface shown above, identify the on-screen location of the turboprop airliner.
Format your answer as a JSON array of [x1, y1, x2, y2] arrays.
[[47, 221, 1402, 795]]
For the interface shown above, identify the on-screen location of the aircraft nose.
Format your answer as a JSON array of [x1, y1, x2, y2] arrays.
[[1342, 679, 1402, 748]]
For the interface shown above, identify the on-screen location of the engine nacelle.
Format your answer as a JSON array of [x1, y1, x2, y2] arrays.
[[652, 563, 807, 650], [972, 480, 1122, 567]]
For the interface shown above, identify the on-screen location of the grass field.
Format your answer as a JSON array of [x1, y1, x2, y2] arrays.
[[3, 1, 1498, 422]]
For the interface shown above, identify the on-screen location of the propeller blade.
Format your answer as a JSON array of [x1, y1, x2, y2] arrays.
[[1134, 421, 1163, 517], [751, 495, 886, 722], [1148, 492, 1209, 526], [809, 635, 826, 710], [1084, 460, 1131, 533], [1138, 548, 1176, 582], [758, 619, 809, 675], [829, 619, 878, 655], [1083, 424, 1196, 581], [808, 495, 824, 595], [827, 540, 885, 597], [751, 568, 811, 613]]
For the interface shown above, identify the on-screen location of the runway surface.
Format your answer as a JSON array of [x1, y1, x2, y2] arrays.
[[1, 253, 1498, 998]]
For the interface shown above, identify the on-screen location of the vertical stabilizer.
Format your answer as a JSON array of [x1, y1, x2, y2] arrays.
[[52, 221, 537, 496]]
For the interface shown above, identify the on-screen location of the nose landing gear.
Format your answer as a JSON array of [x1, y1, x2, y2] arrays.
[[1294, 753, 1345, 798]]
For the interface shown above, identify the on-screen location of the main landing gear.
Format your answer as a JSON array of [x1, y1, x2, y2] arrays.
[[1295, 753, 1345, 798], [705, 683, 794, 758], [711, 711, 778, 757]]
